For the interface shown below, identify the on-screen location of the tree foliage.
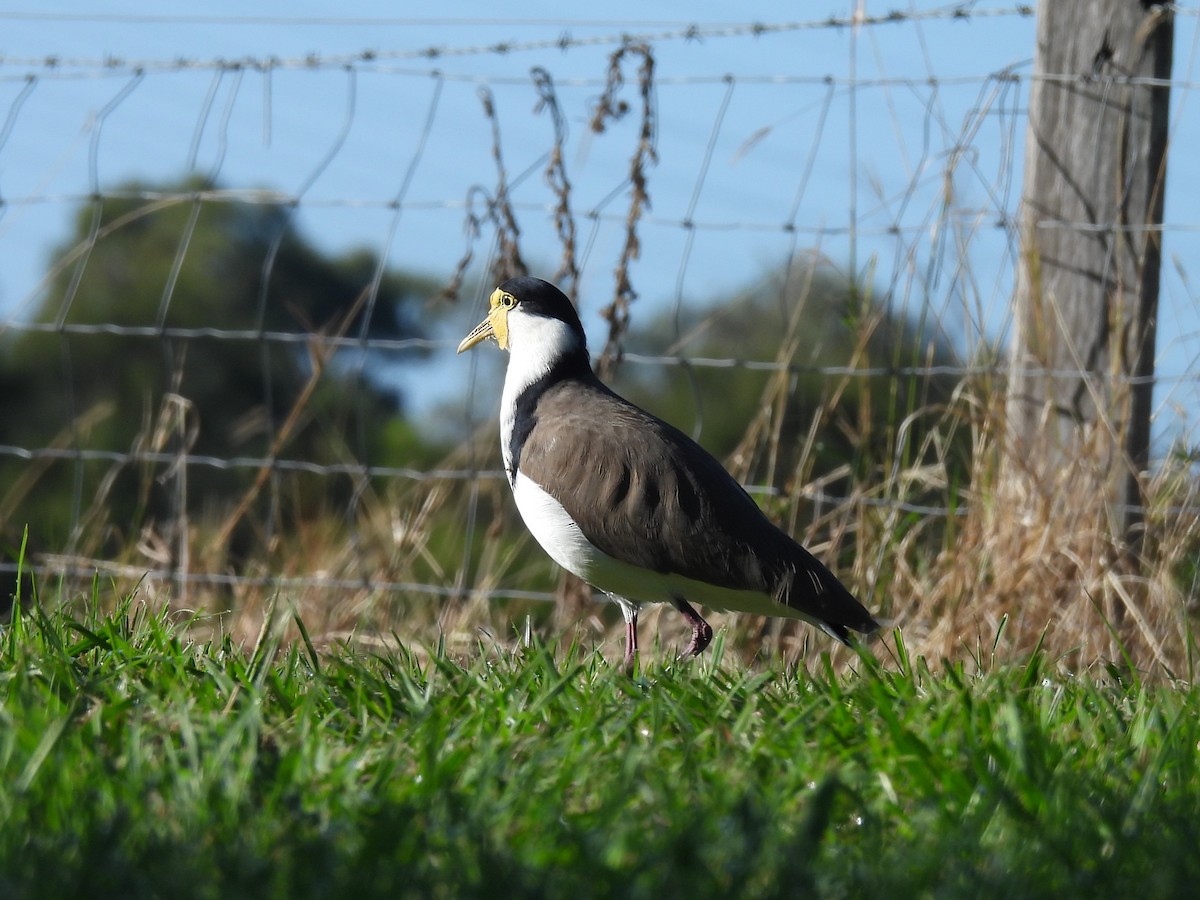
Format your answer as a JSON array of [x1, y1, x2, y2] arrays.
[[0, 176, 439, 552]]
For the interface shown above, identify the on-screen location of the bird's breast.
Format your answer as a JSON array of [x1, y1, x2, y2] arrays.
[[511, 470, 604, 580]]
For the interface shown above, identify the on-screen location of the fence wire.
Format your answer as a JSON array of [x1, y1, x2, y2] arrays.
[[1, 3, 1197, 608]]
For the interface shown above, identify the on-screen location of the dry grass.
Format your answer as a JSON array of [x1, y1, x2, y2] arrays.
[[16, 344, 1197, 682], [8, 239, 1196, 676]]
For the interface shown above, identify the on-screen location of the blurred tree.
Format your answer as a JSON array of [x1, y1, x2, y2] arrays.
[[0, 175, 441, 554]]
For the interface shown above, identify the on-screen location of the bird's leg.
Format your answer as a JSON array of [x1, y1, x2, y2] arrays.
[[614, 596, 640, 672], [670, 597, 713, 658], [623, 618, 639, 672]]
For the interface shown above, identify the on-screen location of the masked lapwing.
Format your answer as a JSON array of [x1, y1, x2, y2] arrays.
[[458, 276, 880, 668]]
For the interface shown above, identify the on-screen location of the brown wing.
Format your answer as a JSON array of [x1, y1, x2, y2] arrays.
[[518, 377, 878, 634]]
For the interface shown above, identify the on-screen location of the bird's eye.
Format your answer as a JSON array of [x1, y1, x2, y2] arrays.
[[501, 293, 517, 309]]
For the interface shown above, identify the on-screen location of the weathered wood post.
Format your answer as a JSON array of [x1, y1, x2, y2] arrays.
[[1005, 1, 1173, 554]]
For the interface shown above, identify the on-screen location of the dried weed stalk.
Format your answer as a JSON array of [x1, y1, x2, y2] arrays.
[[590, 41, 657, 378], [441, 87, 529, 303], [531, 67, 579, 297]]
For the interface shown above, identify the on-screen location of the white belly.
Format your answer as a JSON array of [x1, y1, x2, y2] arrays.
[[511, 471, 814, 621]]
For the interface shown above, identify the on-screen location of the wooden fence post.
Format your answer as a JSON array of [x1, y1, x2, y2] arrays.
[[1005, 0, 1173, 553]]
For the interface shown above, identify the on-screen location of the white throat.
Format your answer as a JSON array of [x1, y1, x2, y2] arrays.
[[499, 307, 585, 477]]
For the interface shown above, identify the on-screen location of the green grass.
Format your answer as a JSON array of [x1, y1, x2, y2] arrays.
[[2, 588, 1199, 900]]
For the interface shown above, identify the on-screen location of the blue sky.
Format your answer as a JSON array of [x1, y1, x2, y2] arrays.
[[1, 2, 1197, 448]]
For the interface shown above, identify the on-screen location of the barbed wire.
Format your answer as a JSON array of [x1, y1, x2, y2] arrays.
[[4, 57, 1199, 94], [9, 186, 1200, 228], [0, 5, 1045, 73], [0, 558, 560, 604], [2, 310, 1197, 384], [2, 441, 1195, 515]]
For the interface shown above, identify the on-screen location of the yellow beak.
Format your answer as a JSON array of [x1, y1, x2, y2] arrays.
[[456, 289, 512, 353], [456, 315, 495, 353]]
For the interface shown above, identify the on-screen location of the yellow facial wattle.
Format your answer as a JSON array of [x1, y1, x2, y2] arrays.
[[456, 287, 516, 353]]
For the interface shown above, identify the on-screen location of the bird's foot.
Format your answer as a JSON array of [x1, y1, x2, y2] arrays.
[[671, 597, 713, 659], [681, 619, 713, 658]]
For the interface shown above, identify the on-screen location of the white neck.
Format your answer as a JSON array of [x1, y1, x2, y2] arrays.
[[499, 307, 585, 475]]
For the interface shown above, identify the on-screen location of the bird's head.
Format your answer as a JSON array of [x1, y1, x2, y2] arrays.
[[456, 277, 586, 358]]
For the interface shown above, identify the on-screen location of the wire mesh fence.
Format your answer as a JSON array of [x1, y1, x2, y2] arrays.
[[1, 4, 1197, 659]]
